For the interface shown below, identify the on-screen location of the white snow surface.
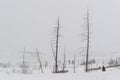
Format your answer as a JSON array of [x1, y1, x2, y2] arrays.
[[0, 67, 119, 80]]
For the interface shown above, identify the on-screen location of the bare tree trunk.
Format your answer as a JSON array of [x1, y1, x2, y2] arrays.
[[62, 49, 66, 71], [23, 47, 26, 74], [55, 17, 60, 73], [36, 48, 43, 74], [86, 8, 90, 72], [51, 42, 56, 61], [73, 55, 76, 73]]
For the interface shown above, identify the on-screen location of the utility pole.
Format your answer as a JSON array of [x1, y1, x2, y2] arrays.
[[85, 8, 90, 72]]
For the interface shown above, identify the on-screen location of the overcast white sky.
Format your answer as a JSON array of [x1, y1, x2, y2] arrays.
[[0, 0, 120, 60]]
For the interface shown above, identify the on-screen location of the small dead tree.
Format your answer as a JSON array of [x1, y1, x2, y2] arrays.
[[22, 48, 26, 74], [51, 42, 56, 61], [73, 55, 76, 73], [36, 48, 43, 74], [62, 49, 66, 71], [19, 48, 27, 74]]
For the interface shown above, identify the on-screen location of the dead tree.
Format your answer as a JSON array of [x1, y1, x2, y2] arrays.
[[85, 8, 90, 72], [20, 48, 29, 74], [51, 17, 61, 73], [36, 48, 43, 74], [73, 55, 76, 73], [22, 48, 26, 74], [19, 48, 28, 74], [80, 8, 91, 72], [20, 48, 44, 74], [62, 49, 66, 71], [51, 42, 56, 61], [55, 17, 60, 73]]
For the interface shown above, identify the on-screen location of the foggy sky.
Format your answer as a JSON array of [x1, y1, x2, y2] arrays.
[[0, 0, 120, 60]]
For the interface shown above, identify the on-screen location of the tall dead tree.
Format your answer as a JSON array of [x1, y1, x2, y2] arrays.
[[51, 17, 61, 73], [54, 17, 60, 73], [85, 9, 90, 72], [80, 8, 91, 72]]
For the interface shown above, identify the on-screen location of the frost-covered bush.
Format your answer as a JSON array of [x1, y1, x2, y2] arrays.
[[81, 59, 96, 65], [108, 58, 120, 66]]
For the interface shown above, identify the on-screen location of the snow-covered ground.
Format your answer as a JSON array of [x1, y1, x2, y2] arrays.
[[0, 51, 119, 80], [0, 67, 119, 80]]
